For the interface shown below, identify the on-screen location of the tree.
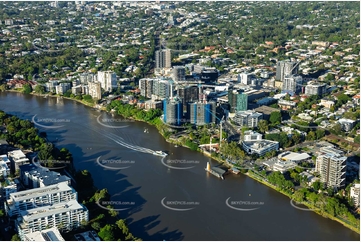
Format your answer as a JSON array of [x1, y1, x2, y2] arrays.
[[11, 234, 21, 241], [269, 111, 281, 125], [306, 131, 316, 141], [98, 224, 116, 241], [91, 222, 101, 231], [34, 85, 45, 94], [22, 83, 32, 94], [331, 123, 342, 135], [257, 120, 269, 133], [315, 129, 325, 140], [312, 180, 322, 191]]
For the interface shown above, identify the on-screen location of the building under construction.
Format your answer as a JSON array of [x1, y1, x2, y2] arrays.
[[163, 97, 183, 126], [187, 101, 216, 125]]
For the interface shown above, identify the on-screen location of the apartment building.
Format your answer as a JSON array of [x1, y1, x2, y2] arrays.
[[16, 200, 89, 240], [97, 71, 117, 92], [5, 182, 77, 217], [19, 163, 71, 189], [88, 81, 102, 100], [316, 147, 347, 189], [155, 49, 171, 69], [350, 183, 360, 208], [232, 110, 262, 128], [187, 101, 216, 125], [0, 154, 10, 178], [276, 60, 299, 82], [305, 82, 327, 96], [24, 227, 65, 241], [8, 150, 29, 173]]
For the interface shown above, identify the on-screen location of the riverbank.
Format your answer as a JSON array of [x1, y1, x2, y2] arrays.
[[6, 90, 106, 110], [246, 171, 359, 233], [6, 89, 359, 234]]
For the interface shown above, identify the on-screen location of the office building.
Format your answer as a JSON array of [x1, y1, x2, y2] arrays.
[[228, 90, 248, 113], [155, 49, 171, 69], [173, 66, 186, 82], [19, 163, 71, 189], [177, 86, 199, 110], [163, 98, 183, 126], [97, 71, 117, 92], [316, 147, 346, 189], [201, 68, 218, 84], [241, 131, 279, 156], [240, 73, 252, 85], [5, 182, 77, 217], [254, 106, 280, 120], [276, 60, 299, 82], [193, 64, 206, 74], [187, 101, 216, 125], [232, 110, 262, 128], [88, 81, 102, 100], [24, 227, 65, 241], [8, 150, 29, 173], [305, 82, 327, 96], [16, 200, 89, 240], [282, 75, 303, 95]]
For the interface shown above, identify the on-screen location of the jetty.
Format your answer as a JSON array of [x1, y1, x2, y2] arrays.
[[205, 162, 226, 180]]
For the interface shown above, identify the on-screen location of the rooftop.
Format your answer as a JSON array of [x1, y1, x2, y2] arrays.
[[19, 163, 70, 187], [20, 199, 86, 222], [9, 181, 74, 202], [24, 227, 65, 241]]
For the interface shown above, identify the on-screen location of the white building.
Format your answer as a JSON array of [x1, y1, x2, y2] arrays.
[[20, 163, 71, 189], [240, 73, 252, 85], [16, 200, 89, 240], [232, 110, 262, 128], [8, 150, 29, 172], [24, 227, 65, 241], [97, 71, 117, 92], [299, 171, 320, 186], [1, 178, 18, 200], [0, 155, 10, 178], [5, 182, 77, 217], [316, 147, 347, 189], [55, 83, 71, 95], [273, 160, 297, 173], [350, 184, 360, 208], [88, 81, 102, 100], [241, 131, 279, 156], [338, 118, 356, 132]]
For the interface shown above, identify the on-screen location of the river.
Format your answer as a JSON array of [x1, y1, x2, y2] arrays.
[[0, 92, 359, 241]]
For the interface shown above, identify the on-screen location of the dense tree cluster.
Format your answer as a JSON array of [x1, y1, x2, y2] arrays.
[[75, 170, 140, 241], [107, 100, 162, 123]]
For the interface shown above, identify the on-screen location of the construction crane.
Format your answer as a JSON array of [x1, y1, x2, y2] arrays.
[[204, 105, 225, 150]]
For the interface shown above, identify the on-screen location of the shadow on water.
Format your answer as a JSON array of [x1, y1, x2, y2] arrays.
[[126, 215, 184, 241], [62, 143, 184, 241]]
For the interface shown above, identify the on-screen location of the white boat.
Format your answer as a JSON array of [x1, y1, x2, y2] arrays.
[[174, 145, 178, 147], [144, 128, 149, 133], [153, 151, 167, 157]]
